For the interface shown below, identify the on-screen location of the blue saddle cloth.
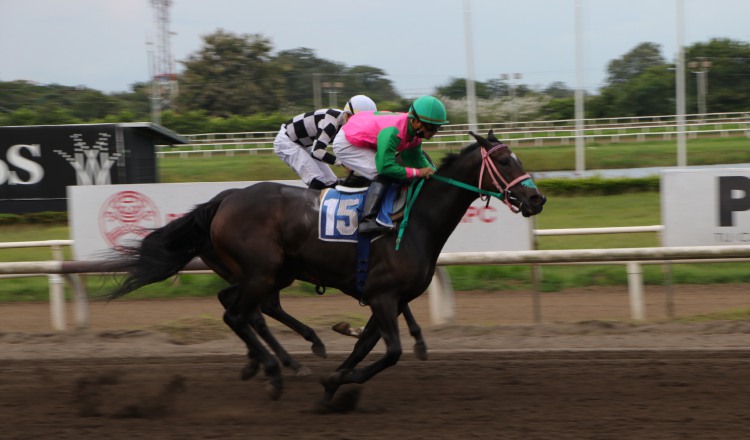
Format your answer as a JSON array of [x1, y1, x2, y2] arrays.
[[318, 185, 398, 242]]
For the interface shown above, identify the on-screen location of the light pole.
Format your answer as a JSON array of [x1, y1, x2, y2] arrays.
[[500, 73, 522, 126], [688, 59, 711, 118], [321, 82, 344, 108]]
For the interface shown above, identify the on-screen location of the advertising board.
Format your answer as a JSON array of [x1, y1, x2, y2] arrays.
[[68, 181, 533, 260], [662, 168, 750, 246], [0, 123, 184, 213]]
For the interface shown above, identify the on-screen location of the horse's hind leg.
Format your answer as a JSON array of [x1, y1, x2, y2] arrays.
[[250, 298, 313, 377], [262, 292, 327, 358], [218, 285, 261, 379], [221, 284, 283, 400], [402, 305, 427, 361], [219, 286, 312, 377]]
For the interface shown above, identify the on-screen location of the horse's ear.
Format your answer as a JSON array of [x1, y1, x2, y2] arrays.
[[469, 131, 492, 148], [487, 129, 499, 142]]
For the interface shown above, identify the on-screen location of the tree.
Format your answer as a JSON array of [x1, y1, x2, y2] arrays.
[[539, 97, 575, 120], [543, 82, 574, 99], [685, 38, 750, 113], [435, 78, 491, 99], [485, 79, 509, 98], [177, 29, 285, 116], [605, 42, 666, 86], [272, 48, 345, 111], [612, 65, 675, 116], [270, 49, 401, 111], [343, 65, 400, 103]]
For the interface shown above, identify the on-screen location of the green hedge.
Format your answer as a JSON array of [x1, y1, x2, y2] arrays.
[[536, 176, 659, 196], [0, 211, 68, 225]]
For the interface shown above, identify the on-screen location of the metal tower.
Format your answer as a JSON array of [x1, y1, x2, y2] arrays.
[[150, 0, 178, 124]]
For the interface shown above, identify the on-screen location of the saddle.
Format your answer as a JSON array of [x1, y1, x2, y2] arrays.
[[318, 183, 407, 242]]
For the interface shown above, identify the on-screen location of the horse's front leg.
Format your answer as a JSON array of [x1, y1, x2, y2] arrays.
[[320, 314, 381, 401], [402, 305, 427, 361], [321, 298, 401, 401]]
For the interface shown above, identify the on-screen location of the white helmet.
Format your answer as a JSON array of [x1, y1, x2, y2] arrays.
[[343, 95, 377, 115]]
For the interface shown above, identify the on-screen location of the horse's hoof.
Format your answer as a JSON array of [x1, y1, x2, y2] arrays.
[[311, 343, 327, 359], [264, 381, 283, 401], [240, 363, 260, 381], [319, 371, 343, 399], [321, 370, 344, 386], [314, 387, 361, 413], [294, 365, 313, 377], [332, 322, 361, 338], [413, 342, 428, 361]]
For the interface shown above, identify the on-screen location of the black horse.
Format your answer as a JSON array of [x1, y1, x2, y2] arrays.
[[106, 130, 546, 402], [178, 190, 428, 380]]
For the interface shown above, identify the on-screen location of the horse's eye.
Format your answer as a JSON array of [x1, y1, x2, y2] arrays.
[[498, 157, 511, 166]]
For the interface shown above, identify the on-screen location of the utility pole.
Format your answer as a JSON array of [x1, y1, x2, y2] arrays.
[[312, 73, 322, 108], [500, 73, 522, 126], [574, 0, 585, 175], [463, 0, 478, 132], [150, 0, 178, 125], [675, 0, 687, 167], [321, 82, 344, 108], [688, 59, 712, 119]]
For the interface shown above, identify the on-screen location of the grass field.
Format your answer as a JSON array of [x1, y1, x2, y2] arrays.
[[158, 135, 750, 182], [1, 135, 749, 301]]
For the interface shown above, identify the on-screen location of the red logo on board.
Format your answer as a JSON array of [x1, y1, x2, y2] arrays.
[[99, 191, 161, 248]]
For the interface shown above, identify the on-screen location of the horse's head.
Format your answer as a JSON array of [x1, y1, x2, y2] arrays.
[[468, 130, 546, 217]]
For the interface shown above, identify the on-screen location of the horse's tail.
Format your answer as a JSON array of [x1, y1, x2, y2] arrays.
[[106, 188, 238, 300]]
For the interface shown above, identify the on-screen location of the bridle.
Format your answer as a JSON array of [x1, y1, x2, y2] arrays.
[[397, 141, 536, 250], [478, 142, 532, 213]]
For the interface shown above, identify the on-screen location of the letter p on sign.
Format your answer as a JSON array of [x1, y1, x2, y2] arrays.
[[719, 176, 750, 227]]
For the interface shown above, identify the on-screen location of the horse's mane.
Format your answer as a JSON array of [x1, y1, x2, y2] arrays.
[[438, 142, 480, 170]]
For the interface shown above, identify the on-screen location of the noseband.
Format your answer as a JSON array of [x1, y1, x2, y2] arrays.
[[479, 143, 531, 213]]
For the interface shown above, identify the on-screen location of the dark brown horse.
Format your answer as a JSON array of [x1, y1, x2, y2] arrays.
[[106, 130, 546, 402], [171, 190, 428, 380]]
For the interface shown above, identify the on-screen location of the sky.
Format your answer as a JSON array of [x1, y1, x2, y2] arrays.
[[2, 0, 749, 98]]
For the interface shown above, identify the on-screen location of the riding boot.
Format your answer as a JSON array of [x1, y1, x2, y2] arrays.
[[358, 179, 390, 236], [308, 178, 327, 190]]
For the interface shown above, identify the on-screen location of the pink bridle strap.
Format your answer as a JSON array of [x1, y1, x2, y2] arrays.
[[479, 143, 531, 213]]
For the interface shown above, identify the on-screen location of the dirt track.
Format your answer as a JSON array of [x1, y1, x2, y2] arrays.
[[2, 285, 750, 439]]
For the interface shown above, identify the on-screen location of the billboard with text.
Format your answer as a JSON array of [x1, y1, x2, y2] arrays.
[[68, 181, 533, 260]]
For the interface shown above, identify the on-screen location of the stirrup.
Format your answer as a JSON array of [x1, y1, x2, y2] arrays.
[[358, 219, 391, 236]]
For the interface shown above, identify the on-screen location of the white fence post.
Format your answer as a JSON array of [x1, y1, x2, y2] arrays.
[[48, 244, 66, 330], [626, 261, 645, 321], [428, 267, 455, 325], [66, 274, 89, 329]]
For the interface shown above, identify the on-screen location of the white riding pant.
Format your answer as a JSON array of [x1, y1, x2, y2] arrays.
[[332, 128, 378, 180], [273, 126, 338, 186]]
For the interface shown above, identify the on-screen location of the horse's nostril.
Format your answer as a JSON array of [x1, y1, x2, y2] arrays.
[[531, 194, 547, 206]]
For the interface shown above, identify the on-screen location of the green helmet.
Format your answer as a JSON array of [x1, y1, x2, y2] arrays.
[[409, 95, 449, 125]]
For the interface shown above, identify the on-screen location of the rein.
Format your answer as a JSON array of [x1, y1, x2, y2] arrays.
[[395, 142, 533, 250]]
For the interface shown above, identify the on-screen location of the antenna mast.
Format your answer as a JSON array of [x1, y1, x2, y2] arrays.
[[150, 0, 177, 125]]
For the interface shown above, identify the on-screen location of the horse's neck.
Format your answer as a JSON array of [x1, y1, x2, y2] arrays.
[[405, 168, 481, 256]]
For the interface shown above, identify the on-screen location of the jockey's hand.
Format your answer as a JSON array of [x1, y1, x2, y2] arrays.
[[417, 167, 435, 179], [335, 160, 352, 172]]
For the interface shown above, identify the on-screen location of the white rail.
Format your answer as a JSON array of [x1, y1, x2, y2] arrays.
[[158, 112, 750, 157], [3, 237, 750, 330]]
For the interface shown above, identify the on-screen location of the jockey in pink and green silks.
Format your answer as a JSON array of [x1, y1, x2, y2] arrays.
[[332, 96, 450, 235]]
